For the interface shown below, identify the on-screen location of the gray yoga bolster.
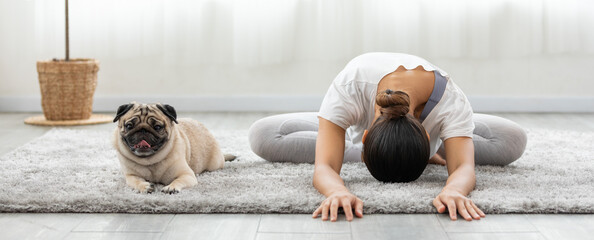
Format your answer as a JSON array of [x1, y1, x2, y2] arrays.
[[248, 112, 527, 165]]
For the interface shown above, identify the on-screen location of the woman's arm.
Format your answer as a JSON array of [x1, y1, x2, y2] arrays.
[[312, 117, 363, 222], [432, 137, 486, 221]]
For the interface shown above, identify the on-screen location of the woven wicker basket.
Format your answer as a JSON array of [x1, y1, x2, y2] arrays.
[[37, 59, 100, 121]]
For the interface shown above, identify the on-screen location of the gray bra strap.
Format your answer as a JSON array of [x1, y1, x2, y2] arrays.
[[420, 71, 447, 122]]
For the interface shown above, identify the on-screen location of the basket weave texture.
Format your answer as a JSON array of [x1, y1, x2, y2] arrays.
[[37, 59, 100, 121]]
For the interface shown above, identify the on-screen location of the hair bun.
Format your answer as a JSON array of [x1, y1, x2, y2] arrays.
[[376, 89, 410, 119]]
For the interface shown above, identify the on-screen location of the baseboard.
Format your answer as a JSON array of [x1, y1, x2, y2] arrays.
[[0, 96, 325, 112], [466, 96, 594, 113], [0, 95, 593, 113]]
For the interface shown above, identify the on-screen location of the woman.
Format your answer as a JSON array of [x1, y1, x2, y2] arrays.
[[248, 52, 527, 221]]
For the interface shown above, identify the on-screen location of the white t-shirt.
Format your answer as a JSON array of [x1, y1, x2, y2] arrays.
[[318, 52, 474, 157]]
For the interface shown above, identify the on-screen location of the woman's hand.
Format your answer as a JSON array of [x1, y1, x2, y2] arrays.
[[312, 190, 363, 222], [433, 189, 485, 221]]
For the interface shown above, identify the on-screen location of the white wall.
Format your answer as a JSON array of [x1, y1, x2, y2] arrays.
[[1, 0, 593, 112]]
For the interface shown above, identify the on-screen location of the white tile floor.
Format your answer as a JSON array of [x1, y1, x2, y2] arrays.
[[1, 112, 593, 240]]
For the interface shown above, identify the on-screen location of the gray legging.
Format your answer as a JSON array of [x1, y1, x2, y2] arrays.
[[248, 113, 527, 165]]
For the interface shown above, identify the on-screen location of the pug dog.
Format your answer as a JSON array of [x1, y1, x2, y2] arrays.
[[112, 102, 235, 194]]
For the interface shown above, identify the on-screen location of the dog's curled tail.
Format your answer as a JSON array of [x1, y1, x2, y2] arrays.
[[224, 154, 237, 162]]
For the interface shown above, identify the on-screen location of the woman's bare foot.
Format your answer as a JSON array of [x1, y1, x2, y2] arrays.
[[429, 153, 446, 165]]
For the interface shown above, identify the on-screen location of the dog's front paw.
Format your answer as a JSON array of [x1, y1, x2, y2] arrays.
[[161, 184, 180, 194], [137, 182, 155, 194]]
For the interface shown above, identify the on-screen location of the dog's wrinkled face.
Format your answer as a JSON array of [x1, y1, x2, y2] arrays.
[[113, 103, 178, 157]]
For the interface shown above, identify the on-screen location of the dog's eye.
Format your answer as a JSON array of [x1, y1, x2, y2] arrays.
[[125, 123, 133, 130], [154, 125, 162, 131]]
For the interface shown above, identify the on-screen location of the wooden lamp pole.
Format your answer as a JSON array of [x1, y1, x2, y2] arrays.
[[65, 0, 69, 61]]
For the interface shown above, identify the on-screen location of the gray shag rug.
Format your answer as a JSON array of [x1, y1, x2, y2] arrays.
[[0, 128, 593, 214]]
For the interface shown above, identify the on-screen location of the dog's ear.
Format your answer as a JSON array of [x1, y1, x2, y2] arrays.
[[157, 104, 178, 124], [113, 103, 134, 122]]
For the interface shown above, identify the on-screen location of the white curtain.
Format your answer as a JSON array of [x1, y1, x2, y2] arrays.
[[0, 0, 587, 99], [33, 0, 594, 65]]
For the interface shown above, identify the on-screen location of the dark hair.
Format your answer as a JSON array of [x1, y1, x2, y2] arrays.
[[362, 89, 430, 183]]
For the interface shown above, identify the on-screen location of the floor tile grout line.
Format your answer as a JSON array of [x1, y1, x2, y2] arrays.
[[69, 214, 175, 233], [434, 214, 449, 235], [522, 213, 548, 237], [537, 231, 550, 240], [445, 231, 547, 234], [252, 214, 262, 240], [446, 231, 547, 234], [349, 219, 354, 240], [445, 231, 546, 240], [161, 213, 177, 234], [167, 214, 177, 224], [434, 214, 457, 240], [68, 214, 89, 234], [256, 231, 352, 234], [452, 232, 553, 240], [64, 232, 164, 239], [70, 230, 165, 233]]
